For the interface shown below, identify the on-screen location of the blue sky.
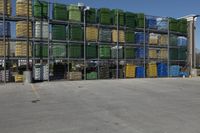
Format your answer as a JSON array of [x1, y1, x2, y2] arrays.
[[12, 0, 200, 49]]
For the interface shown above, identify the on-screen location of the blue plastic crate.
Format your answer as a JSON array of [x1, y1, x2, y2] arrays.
[[0, 22, 11, 37], [157, 63, 168, 77], [169, 65, 180, 77], [135, 32, 148, 44], [177, 36, 187, 46], [179, 72, 189, 77], [135, 48, 144, 58], [136, 66, 145, 78], [146, 17, 157, 29], [156, 18, 168, 30]]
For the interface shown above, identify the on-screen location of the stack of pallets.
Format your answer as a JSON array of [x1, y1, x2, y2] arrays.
[[67, 72, 82, 80]]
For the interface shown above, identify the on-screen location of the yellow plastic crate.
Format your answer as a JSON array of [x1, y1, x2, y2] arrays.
[[15, 74, 23, 82], [146, 63, 157, 77], [125, 64, 136, 78], [148, 49, 158, 58], [16, 21, 32, 38], [0, 0, 11, 15], [112, 30, 125, 43], [159, 35, 168, 45], [0, 41, 9, 56], [159, 49, 168, 59], [15, 42, 32, 57], [86, 27, 98, 41], [149, 33, 159, 45], [16, 0, 32, 17]]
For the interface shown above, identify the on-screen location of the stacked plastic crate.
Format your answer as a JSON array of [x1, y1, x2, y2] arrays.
[[15, 42, 32, 57], [146, 63, 157, 77], [68, 5, 81, 22], [177, 36, 187, 60], [0, 70, 10, 82], [111, 46, 123, 59], [0, 0, 11, 16], [52, 44, 66, 58], [112, 30, 125, 43], [99, 28, 112, 42], [86, 43, 97, 59], [125, 47, 135, 59], [99, 45, 111, 59], [157, 63, 168, 77], [136, 66, 145, 78], [112, 9, 124, 26], [125, 64, 136, 78], [98, 8, 111, 25], [0, 41, 9, 56], [34, 43, 48, 57], [67, 24, 83, 41], [34, 0, 48, 18], [86, 26, 98, 41], [52, 25, 66, 40], [35, 21, 48, 39], [16, 0, 32, 17], [125, 12, 136, 28], [53, 3, 68, 21], [86, 8, 96, 23], [69, 44, 83, 58], [170, 65, 180, 77]]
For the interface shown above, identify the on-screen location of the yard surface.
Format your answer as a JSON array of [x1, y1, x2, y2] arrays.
[[0, 78, 200, 133]]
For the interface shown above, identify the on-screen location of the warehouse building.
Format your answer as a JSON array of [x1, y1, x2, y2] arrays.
[[0, 0, 198, 83]]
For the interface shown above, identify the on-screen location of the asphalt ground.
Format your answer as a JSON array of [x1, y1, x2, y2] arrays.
[[0, 78, 200, 133]]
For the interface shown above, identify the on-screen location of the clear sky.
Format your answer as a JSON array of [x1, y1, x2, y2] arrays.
[[12, 0, 200, 49]]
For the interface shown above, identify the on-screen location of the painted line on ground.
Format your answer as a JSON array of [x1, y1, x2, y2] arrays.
[[31, 84, 40, 101]]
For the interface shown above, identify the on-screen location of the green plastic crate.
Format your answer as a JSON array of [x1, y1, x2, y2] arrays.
[[169, 18, 178, 32], [125, 31, 135, 43], [52, 25, 66, 40], [169, 34, 177, 46], [66, 25, 83, 41], [97, 8, 112, 25], [125, 12, 137, 28], [68, 5, 81, 22], [86, 72, 98, 80], [86, 44, 97, 59], [125, 47, 135, 59], [86, 8, 96, 23], [111, 46, 123, 59], [112, 9, 124, 26], [34, 0, 48, 18], [110, 69, 123, 79], [178, 19, 187, 34], [99, 45, 111, 59], [53, 3, 68, 21], [169, 48, 178, 60], [34, 44, 48, 57], [136, 13, 145, 28], [178, 47, 187, 60], [69, 44, 83, 58], [52, 44, 66, 57]]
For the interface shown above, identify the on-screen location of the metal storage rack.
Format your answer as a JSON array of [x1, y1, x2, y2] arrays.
[[0, 0, 188, 83]]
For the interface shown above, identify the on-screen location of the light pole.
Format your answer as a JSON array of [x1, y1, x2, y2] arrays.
[[78, 3, 90, 80], [192, 15, 200, 69], [27, 0, 30, 71]]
